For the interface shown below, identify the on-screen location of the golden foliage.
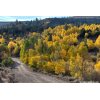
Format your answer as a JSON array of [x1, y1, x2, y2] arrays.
[[77, 42, 88, 59], [0, 37, 5, 44], [79, 24, 100, 35], [95, 61, 100, 72], [63, 33, 78, 45], [28, 56, 41, 67], [18, 24, 100, 78], [69, 53, 83, 79], [52, 35, 60, 41], [8, 41, 17, 50], [87, 39, 95, 49], [95, 35, 100, 48], [47, 41, 53, 47], [55, 60, 66, 74], [60, 49, 67, 59]]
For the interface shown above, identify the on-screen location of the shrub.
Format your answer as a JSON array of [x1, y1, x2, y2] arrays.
[[0, 44, 9, 62], [69, 53, 83, 79], [87, 39, 95, 49], [44, 61, 55, 73], [1, 57, 13, 67], [28, 56, 41, 69], [94, 61, 100, 72], [54, 60, 66, 74], [0, 37, 5, 44], [8, 41, 17, 51], [13, 45, 20, 56], [95, 35, 100, 48]]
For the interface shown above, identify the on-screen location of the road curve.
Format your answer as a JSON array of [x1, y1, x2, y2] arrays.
[[12, 58, 66, 83]]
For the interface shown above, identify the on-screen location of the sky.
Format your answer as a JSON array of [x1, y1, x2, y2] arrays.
[[0, 16, 66, 22]]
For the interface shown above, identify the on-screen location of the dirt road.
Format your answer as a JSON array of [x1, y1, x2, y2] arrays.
[[12, 58, 66, 83]]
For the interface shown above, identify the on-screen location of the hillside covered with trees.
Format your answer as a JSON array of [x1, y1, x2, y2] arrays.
[[1, 17, 100, 82]]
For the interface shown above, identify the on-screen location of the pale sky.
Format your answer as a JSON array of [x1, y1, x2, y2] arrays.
[[0, 16, 66, 22]]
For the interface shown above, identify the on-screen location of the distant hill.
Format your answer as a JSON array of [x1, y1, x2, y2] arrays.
[[73, 16, 100, 19], [0, 22, 11, 26], [1, 16, 100, 35], [1, 16, 100, 26]]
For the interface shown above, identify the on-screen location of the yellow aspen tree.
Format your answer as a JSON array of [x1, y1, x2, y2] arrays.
[[95, 35, 100, 48]]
